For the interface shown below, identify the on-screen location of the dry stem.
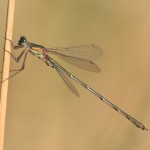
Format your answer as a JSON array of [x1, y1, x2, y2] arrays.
[[0, 0, 16, 149]]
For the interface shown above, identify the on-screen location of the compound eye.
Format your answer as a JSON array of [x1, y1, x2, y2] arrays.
[[18, 36, 27, 45], [21, 36, 27, 42]]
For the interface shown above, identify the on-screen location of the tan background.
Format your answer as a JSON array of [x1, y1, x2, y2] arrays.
[[0, 0, 150, 150]]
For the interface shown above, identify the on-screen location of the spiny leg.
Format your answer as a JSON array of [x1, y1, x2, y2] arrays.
[[1, 52, 28, 83], [4, 49, 26, 63], [1, 38, 27, 82], [1, 37, 26, 73], [0, 48, 26, 73]]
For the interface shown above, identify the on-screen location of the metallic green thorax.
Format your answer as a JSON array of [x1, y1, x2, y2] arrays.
[[31, 43, 45, 49], [30, 43, 45, 59]]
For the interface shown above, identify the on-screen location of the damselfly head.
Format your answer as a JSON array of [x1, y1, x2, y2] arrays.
[[18, 36, 27, 46]]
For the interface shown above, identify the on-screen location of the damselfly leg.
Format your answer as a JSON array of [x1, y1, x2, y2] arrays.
[[1, 38, 28, 82]]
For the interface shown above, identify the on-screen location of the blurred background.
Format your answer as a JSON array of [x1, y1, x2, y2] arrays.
[[0, 0, 150, 150]]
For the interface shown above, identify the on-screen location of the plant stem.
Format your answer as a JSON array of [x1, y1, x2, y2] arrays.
[[0, 0, 16, 149]]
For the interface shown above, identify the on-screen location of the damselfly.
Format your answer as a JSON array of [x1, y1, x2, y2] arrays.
[[3, 36, 147, 130]]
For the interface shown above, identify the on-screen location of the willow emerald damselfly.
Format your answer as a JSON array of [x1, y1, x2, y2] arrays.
[[2, 36, 147, 131]]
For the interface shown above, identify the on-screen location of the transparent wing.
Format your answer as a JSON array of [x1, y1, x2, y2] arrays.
[[47, 44, 103, 60], [56, 55, 100, 72], [47, 44, 102, 72], [56, 67, 80, 97]]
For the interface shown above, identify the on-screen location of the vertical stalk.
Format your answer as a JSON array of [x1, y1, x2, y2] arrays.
[[0, 0, 16, 149]]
